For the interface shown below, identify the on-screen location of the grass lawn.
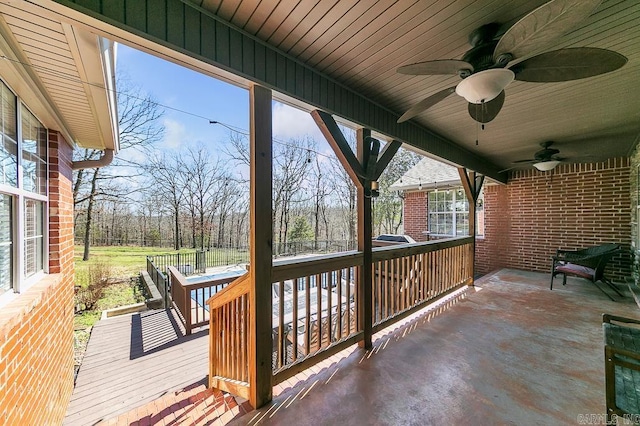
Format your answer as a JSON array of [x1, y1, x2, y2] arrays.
[[72, 245, 247, 330], [73, 245, 170, 329], [74, 245, 179, 281]]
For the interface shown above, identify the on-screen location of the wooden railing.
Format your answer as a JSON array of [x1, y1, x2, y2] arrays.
[[371, 237, 474, 331], [207, 272, 251, 400], [271, 251, 363, 381], [167, 266, 243, 335], [146, 248, 250, 294], [206, 236, 474, 401], [147, 258, 168, 307]]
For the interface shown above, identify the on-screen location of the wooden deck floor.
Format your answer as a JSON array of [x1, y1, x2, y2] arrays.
[[64, 308, 212, 425]]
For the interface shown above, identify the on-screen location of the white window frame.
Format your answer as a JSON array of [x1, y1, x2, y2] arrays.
[[0, 78, 48, 306], [428, 188, 469, 237], [427, 187, 485, 238]]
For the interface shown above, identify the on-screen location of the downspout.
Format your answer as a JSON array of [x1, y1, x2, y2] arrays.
[[72, 149, 114, 170]]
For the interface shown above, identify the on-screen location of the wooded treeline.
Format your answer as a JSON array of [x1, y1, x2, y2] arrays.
[[72, 79, 420, 259]]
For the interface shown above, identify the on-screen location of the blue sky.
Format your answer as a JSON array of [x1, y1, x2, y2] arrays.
[[116, 44, 328, 161]]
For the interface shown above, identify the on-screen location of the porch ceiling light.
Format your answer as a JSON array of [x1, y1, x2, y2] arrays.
[[533, 160, 561, 171], [455, 69, 515, 104]]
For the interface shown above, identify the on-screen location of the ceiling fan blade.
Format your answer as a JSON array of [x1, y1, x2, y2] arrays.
[[493, 0, 601, 62], [467, 90, 505, 123], [397, 60, 473, 75], [512, 47, 627, 82], [499, 166, 520, 173], [512, 159, 536, 164], [398, 86, 457, 123]]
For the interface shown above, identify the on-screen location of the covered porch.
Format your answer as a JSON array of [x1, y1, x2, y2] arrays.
[[24, 0, 640, 421], [72, 268, 639, 424], [247, 268, 636, 425]]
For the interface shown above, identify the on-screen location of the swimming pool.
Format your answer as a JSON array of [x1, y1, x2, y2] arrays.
[[187, 268, 246, 310], [186, 269, 246, 284]]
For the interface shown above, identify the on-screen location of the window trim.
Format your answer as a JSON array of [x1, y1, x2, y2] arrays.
[[427, 187, 484, 237], [428, 189, 469, 237], [0, 78, 48, 304]]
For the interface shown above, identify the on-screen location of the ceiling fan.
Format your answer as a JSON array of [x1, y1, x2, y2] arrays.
[[503, 141, 565, 172], [397, 0, 628, 124]]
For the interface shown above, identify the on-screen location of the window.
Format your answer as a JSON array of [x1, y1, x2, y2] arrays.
[[428, 187, 485, 237], [21, 104, 47, 195], [24, 199, 44, 277], [428, 189, 469, 236], [0, 194, 11, 295], [1, 83, 17, 187], [0, 79, 47, 298]]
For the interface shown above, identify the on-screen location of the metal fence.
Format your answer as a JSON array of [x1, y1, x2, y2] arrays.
[[144, 240, 356, 304]]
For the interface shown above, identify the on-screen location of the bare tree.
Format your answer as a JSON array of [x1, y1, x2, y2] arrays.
[[73, 76, 164, 260], [215, 176, 245, 247], [145, 153, 187, 250], [273, 138, 314, 254], [225, 132, 315, 252], [183, 147, 224, 250], [373, 148, 420, 235], [310, 153, 332, 249]]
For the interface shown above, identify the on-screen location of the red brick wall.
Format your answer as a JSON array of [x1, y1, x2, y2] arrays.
[[475, 184, 510, 275], [403, 191, 427, 242], [49, 132, 75, 274], [476, 158, 632, 280], [0, 131, 75, 425]]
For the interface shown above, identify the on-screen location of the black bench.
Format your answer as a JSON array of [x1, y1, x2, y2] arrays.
[[550, 243, 622, 301]]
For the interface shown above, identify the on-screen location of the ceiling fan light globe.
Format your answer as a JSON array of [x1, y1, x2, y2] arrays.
[[533, 160, 561, 171], [456, 69, 515, 103]]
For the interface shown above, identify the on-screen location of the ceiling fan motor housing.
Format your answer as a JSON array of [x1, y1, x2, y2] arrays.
[[534, 142, 560, 160], [468, 23, 501, 47], [462, 41, 499, 75]]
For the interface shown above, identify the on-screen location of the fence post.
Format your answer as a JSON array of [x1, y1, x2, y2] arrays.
[[163, 275, 169, 309], [196, 250, 204, 272]]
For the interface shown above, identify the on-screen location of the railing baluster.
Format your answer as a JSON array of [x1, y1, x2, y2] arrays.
[[346, 267, 352, 334], [326, 272, 332, 345], [305, 276, 311, 356], [337, 269, 343, 339], [316, 273, 322, 351], [292, 278, 299, 361], [278, 280, 285, 369]]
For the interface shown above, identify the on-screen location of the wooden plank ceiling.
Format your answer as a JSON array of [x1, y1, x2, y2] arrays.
[[198, 0, 640, 171]]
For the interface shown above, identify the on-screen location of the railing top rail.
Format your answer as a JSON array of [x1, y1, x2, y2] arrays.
[[372, 236, 473, 262], [183, 271, 247, 290], [167, 266, 189, 288], [207, 272, 251, 310], [272, 250, 363, 282]]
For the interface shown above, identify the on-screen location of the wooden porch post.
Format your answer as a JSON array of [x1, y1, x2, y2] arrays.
[[357, 128, 373, 349], [311, 110, 402, 351], [458, 168, 484, 283], [249, 84, 273, 408]]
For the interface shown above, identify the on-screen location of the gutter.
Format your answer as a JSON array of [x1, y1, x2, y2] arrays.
[[72, 149, 114, 170]]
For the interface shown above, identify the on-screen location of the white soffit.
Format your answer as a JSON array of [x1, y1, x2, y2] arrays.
[[0, 1, 117, 151]]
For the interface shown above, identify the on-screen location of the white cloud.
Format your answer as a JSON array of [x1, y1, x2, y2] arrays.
[[160, 118, 189, 150], [272, 103, 324, 142]]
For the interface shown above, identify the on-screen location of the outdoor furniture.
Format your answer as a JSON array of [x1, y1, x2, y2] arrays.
[[550, 243, 622, 301], [603, 314, 640, 418]]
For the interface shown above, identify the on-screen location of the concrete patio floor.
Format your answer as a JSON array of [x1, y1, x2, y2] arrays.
[[234, 269, 640, 425], [65, 268, 640, 425]]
